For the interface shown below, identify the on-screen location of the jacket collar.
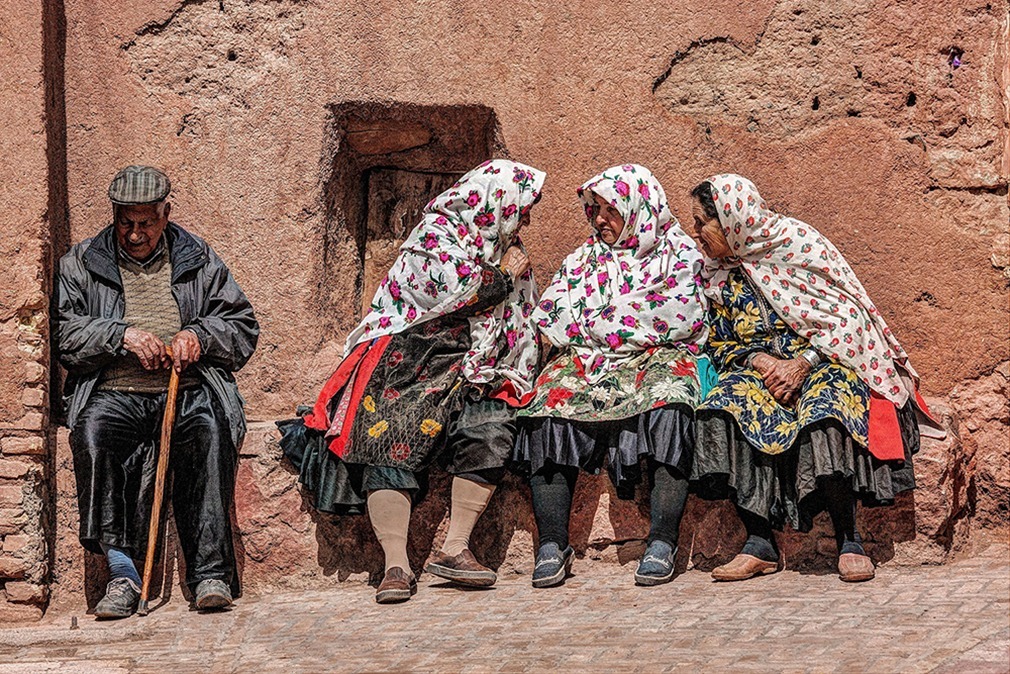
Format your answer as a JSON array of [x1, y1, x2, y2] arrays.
[[83, 222, 208, 287]]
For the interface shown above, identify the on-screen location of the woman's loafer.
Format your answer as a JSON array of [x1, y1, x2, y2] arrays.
[[425, 549, 497, 587], [711, 554, 780, 581], [634, 541, 677, 586], [838, 553, 875, 582], [375, 567, 417, 604], [531, 543, 574, 588]]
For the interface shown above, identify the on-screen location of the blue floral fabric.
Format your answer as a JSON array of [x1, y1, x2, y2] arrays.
[[699, 268, 870, 454]]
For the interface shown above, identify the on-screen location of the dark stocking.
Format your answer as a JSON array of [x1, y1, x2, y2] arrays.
[[737, 506, 779, 562], [821, 476, 864, 555], [529, 465, 578, 549], [647, 462, 689, 547]]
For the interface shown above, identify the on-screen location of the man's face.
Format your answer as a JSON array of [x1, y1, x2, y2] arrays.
[[114, 202, 170, 260]]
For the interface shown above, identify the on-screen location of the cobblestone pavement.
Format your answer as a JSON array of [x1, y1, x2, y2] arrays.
[[2, 545, 1007, 673]]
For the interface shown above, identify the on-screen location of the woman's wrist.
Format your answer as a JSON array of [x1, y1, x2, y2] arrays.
[[799, 348, 821, 369]]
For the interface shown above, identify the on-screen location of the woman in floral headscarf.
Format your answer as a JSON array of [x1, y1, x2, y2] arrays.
[[279, 160, 545, 603], [688, 174, 942, 583], [514, 164, 708, 588]]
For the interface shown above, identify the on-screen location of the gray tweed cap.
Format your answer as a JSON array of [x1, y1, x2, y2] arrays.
[[108, 165, 171, 205]]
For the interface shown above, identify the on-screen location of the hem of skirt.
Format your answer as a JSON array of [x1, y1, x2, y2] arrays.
[[699, 408, 868, 456], [518, 400, 696, 424]]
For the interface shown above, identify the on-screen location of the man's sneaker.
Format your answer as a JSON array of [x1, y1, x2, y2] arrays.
[[531, 542, 574, 589], [94, 578, 140, 619], [634, 540, 677, 586], [375, 567, 418, 604], [194, 579, 233, 610], [425, 549, 497, 587]]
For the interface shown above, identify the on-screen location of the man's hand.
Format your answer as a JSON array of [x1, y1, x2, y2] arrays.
[[123, 327, 170, 371], [752, 353, 812, 406], [501, 246, 531, 280], [170, 330, 202, 373]]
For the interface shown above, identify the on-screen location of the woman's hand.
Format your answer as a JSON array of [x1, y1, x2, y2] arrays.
[[501, 246, 531, 279], [752, 353, 812, 406]]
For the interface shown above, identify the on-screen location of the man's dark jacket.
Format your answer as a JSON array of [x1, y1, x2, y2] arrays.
[[55, 222, 259, 446]]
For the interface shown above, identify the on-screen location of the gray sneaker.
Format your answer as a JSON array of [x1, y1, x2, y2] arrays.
[[194, 579, 233, 611], [94, 578, 140, 619]]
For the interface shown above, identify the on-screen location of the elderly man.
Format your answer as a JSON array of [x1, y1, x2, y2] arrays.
[[56, 166, 258, 618]]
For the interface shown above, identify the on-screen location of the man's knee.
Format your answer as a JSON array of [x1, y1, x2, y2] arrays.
[[69, 416, 108, 462]]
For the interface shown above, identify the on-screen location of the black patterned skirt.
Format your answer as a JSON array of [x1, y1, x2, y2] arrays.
[[690, 402, 919, 531], [279, 392, 515, 514], [513, 405, 694, 499]]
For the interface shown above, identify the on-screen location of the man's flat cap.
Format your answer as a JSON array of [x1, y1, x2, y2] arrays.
[[108, 165, 171, 205]]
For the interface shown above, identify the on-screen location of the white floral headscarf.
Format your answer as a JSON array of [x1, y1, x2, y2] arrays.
[[700, 173, 917, 405], [345, 159, 546, 397], [533, 164, 706, 383]]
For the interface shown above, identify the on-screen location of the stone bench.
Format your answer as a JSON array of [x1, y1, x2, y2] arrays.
[[49, 399, 973, 611]]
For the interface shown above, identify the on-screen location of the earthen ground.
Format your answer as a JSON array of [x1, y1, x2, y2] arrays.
[[2, 541, 1007, 673]]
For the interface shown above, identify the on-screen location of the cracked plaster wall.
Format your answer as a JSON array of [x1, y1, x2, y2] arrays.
[[21, 0, 1010, 612]]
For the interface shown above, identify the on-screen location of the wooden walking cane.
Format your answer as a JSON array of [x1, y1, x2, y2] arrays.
[[137, 348, 180, 616]]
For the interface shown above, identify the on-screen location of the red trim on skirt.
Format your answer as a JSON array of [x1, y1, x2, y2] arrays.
[[302, 336, 392, 458]]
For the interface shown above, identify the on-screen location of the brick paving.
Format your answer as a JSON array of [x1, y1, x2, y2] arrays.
[[1, 545, 1007, 673]]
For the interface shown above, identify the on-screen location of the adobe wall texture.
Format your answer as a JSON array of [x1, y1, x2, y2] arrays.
[[1, 0, 1007, 619]]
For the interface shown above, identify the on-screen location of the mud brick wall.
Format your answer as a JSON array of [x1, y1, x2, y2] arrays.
[[0, 0, 67, 622], [2, 0, 1007, 619]]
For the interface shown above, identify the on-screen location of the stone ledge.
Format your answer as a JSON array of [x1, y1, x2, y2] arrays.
[[49, 399, 979, 613]]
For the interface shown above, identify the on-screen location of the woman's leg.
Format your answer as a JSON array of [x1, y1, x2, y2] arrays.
[[441, 476, 496, 557], [647, 461, 689, 548], [820, 476, 864, 554], [530, 465, 578, 549], [737, 506, 779, 562], [711, 506, 781, 581], [529, 465, 578, 588], [366, 489, 412, 573], [635, 462, 690, 585], [820, 475, 875, 582]]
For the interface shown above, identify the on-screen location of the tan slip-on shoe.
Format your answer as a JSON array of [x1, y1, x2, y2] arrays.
[[425, 549, 497, 587], [375, 567, 418, 604], [711, 554, 780, 581], [838, 553, 875, 582]]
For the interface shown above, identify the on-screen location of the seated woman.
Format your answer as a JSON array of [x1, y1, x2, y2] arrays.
[[688, 173, 944, 583], [515, 164, 707, 588], [280, 160, 545, 603]]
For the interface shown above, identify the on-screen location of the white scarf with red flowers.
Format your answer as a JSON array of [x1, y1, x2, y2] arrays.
[[344, 160, 546, 396], [700, 173, 918, 406], [533, 165, 706, 383]]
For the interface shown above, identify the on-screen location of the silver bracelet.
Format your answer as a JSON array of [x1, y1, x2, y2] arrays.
[[800, 349, 822, 368]]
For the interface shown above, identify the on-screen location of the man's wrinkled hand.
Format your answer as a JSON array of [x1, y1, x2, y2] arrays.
[[170, 330, 202, 373], [123, 327, 170, 371]]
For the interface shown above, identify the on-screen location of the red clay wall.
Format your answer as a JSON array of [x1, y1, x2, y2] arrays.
[[5, 0, 1008, 618]]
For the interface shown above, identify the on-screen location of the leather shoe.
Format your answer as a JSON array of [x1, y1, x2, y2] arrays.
[[838, 553, 875, 582], [711, 554, 779, 581], [375, 567, 417, 604], [425, 549, 497, 587]]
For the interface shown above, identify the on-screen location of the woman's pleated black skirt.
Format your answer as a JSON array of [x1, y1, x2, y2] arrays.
[[690, 403, 919, 531], [513, 404, 694, 499]]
